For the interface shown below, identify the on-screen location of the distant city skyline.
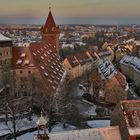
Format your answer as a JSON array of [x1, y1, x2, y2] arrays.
[[0, 0, 140, 25]]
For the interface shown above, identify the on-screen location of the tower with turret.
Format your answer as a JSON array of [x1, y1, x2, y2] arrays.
[[35, 112, 49, 140], [41, 6, 60, 57]]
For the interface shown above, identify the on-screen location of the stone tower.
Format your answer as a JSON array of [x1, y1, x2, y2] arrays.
[[41, 7, 60, 57]]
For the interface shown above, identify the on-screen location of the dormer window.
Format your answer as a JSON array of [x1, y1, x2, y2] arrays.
[[20, 53, 26, 58], [52, 27, 55, 31]]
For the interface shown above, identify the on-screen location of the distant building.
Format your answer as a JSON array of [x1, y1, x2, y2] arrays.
[[0, 34, 13, 66], [96, 59, 128, 105], [115, 43, 133, 62], [134, 41, 140, 57], [0, 34, 13, 87], [111, 100, 140, 140], [63, 51, 99, 80], [99, 42, 114, 62], [120, 55, 140, 91], [98, 47, 114, 62], [134, 33, 140, 57]]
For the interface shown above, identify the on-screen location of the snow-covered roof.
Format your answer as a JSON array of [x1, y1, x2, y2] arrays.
[[135, 40, 140, 46], [36, 112, 47, 126], [87, 120, 110, 128], [98, 59, 117, 80], [0, 33, 11, 42], [49, 126, 122, 140], [120, 55, 140, 73]]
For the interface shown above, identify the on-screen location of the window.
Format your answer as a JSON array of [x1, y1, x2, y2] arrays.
[[28, 71, 31, 74], [6, 52, 9, 55], [136, 137, 140, 140], [23, 92, 27, 96], [20, 77, 23, 81], [20, 70, 23, 74], [0, 52, 2, 56]]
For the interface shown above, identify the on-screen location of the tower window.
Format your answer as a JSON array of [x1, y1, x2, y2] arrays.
[[28, 71, 31, 74], [52, 27, 55, 31], [20, 70, 23, 74]]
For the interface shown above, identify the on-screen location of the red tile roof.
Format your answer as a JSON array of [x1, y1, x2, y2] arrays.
[[66, 51, 94, 68], [76, 52, 92, 65], [104, 75, 127, 104], [42, 11, 60, 35], [66, 55, 79, 68], [12, 47, 35, 69], [88, 51, 98, 61], [114, 72, 127, 88], [29, 39, 65, 92], [120, 100, 140, 128]]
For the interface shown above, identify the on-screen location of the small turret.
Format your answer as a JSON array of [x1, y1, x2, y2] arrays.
[[36, 112, 49, 140], [41, 5, 60, 57]]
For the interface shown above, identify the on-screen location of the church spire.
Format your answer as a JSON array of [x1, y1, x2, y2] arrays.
[[41, 4, 60, 57], [42, 4, 60, 35]]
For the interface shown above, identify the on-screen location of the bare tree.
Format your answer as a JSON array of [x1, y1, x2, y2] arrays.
[[1, 98, 31, 140], [34, 86, 84, 133]]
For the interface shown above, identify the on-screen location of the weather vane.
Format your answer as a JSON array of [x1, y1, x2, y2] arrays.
[[49, 3, 51, 11]]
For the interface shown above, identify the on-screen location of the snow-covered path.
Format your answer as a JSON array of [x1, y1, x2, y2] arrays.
[[67, 79, 97, 117]]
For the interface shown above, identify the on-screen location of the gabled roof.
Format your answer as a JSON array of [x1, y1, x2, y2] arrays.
[[66, 51, 94, 68], [76, 52, 92, 65], [114, 72, 127, 88], [12, 46, 35, 69], [66, 55, 79, 68], [29, 38, 65, 92]]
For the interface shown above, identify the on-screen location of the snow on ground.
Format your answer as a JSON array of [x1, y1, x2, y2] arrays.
[[16, 123, 77, 140], [17, 121, 111, 140], [16, 131, 37, 140], [0, 33, 11, 42], [83, 104, 97, 116], [52, 123, 77, 132], [87, 120, 110, 128], [0, 115, 38, 137]]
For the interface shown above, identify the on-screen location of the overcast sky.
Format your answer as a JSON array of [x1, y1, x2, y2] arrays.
[[0, 0, 140, 25]]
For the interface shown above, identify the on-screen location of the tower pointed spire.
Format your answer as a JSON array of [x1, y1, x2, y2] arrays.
[[36, 112, 49, 140], [41, 4, 60, 57], [42, 5, 60, 35], [37, 111, 47, 127], [49, 3, 51, 12]]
